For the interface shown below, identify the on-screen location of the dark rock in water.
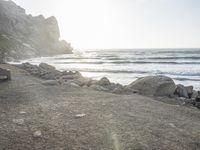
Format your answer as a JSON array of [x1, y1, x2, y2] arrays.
[[175, 84, 189, 98], [0, 0, 73, 61], [127, 76, 176, 96]]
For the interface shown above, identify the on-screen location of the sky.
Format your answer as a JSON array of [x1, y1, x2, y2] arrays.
[[12, 0, 200, 49]]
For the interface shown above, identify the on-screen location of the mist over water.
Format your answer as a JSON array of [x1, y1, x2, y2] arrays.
[[20, 49, 200, 90]]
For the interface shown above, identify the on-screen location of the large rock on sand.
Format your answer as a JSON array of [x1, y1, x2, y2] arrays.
[[39, 63, 55, 72], [127, 76, 176, 96]]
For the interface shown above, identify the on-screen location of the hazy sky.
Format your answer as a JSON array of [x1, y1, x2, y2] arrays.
[[12, 0, 200, 49]]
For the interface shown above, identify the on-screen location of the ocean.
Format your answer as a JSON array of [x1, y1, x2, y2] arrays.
[[19, 48, 200, 90]]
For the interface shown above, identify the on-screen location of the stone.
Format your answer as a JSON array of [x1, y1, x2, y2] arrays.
[[185, 86, 193, 98], [19, 111, 26, 115], [90, 84, 109, 91], [127, 76, 176, 96], [39, 63, 55, 72], [42, 80, 59, 86], [112, 87, 124, 94], [192, 90, 198, 99], [40, 70, 62, 80], [33, 130, 42, 138], [69, 82, 80, 88], [75, 114, 86, 118], [12, 119, 24, 125], [0, 68, 11, 80], [175, 84, 189, 98], [96, 77, 111, 87], [195, 91, 200, 102]]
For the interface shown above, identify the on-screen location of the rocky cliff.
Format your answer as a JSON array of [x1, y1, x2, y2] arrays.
[[0, 0, 73, 62]]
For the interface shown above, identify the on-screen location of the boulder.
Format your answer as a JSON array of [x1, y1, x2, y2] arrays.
[[191, 90, 198, 99], [175, 84, 189, 98], [96, 77, 111, 87], [195, 91, 200, 102], [40, 70, 62, 80], [39, 63, 55, 72], [68, 82, 80, 88], [127, 76, 176, 96], [90, 84, 109, 91], [185, 86, 193, 98]]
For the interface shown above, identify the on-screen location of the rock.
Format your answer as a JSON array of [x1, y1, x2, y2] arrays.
[[169, 123, 176, 128], [195, 91, 200, 102], [0, 68, 11, 80], [69, 82, 80, 88], [0, 0, 73, 61], [39, 63, 55, 72], [12, 119, 24, 125], [96, 77, 111, 87], [19, 111, 26, 115], [175, 84, 189, 98], [40, 70, 62, 80], [75, 114, 86, 118], [191, 90, 198, 98], [33, 130, 42, 138], [90, 84, 109, 91], [127, 76, 176, 96], [112, 86, 124, 94], [42, 80, 59, 86], [185, 86, 193, 98]]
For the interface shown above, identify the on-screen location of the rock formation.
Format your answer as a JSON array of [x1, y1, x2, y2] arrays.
[[127, 76, 176, 96], [0, 0, 73, 61]]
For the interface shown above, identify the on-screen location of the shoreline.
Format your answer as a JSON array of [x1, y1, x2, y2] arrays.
[[14, 62, 200, 109]]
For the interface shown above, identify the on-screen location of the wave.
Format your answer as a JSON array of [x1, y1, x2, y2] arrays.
[[173, 77, 200, 81], [53, 61, 200, 65]]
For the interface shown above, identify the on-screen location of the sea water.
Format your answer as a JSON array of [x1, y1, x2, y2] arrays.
[[20, 48, 200, 90]]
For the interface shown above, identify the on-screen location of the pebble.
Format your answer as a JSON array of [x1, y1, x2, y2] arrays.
[[75, 113, 86, 118], [19, 111, 26, 114], [169, 123, 176, 128], [12, 119, 24, 125], [33, 130, 42, 138]]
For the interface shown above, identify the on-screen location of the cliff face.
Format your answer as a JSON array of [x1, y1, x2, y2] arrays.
[[0, 0, 72, 61]]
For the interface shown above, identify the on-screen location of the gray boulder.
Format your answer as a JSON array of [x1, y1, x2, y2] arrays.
[[39, 63, 55, 72], [96, 77, 111, 87], [127, 76, 176, 96], [185, 86, 193, 98], [175, 84, 189, 98]]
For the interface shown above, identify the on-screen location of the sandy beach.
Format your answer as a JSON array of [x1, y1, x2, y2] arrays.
[[0, 64, 200, 150]]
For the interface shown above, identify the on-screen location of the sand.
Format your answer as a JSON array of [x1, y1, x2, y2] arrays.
[[0, 64, 200, 150]]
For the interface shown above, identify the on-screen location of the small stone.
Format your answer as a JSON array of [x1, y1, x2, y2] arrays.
[[69, 82, 80, 88], [169, 123, 176, 128], [19, 111, 26, 114], [12, 119, 24, 125], [75, 114, 86, 118], [33, 130, 42, 138]]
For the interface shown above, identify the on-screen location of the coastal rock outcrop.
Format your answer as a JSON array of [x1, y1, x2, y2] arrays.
[[127, 76, 176, 96], [0, 0, 72, 61]]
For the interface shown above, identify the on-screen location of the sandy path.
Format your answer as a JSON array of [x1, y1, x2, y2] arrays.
[[0, 64, 200, 150]]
